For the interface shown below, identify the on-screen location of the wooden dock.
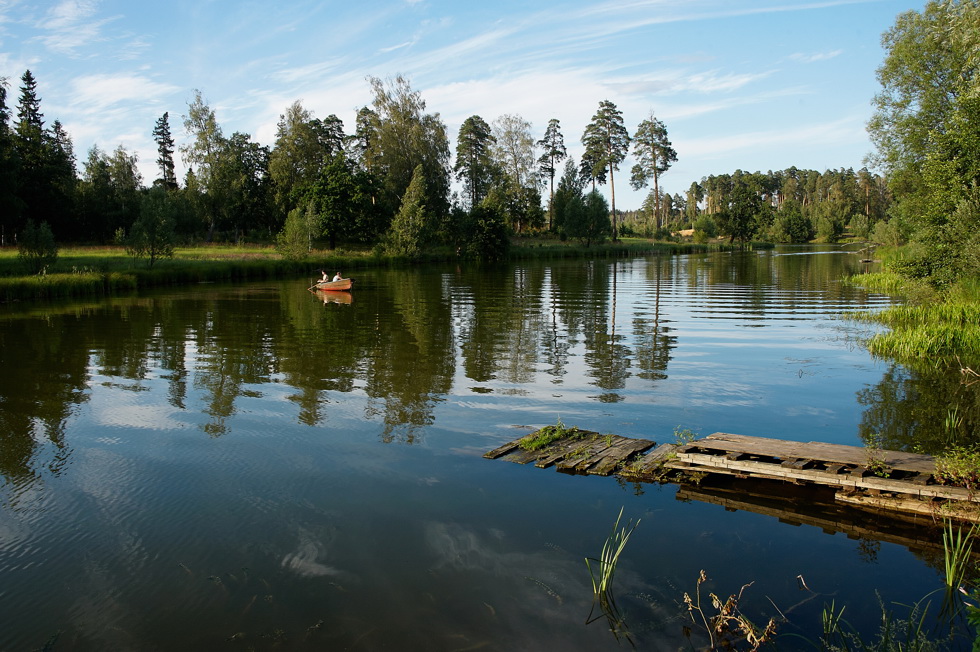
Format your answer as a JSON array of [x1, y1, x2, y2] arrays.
[[484, 430, 979, 524]]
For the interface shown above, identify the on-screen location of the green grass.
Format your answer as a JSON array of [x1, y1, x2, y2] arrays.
[[518, 417, 581, 451], [849, 303, 980, 365], [0, 238, 753, 303], [0, 244, 389, 302]]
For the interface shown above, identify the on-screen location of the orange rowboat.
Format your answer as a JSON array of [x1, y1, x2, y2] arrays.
[[311, 278, 353, 291]]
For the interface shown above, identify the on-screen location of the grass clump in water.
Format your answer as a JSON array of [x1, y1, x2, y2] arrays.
[[518, 417, 581, 451]]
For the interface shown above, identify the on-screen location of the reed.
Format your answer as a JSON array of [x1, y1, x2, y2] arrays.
[[585, 507, 639, 599], [943, 520, 978, 594]]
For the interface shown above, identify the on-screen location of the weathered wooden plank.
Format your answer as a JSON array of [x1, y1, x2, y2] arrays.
[[836, 493, 980, 525], [483, 431, 979, 525], [628, 443, 679, 476], [669, 451, 974, 501], [697, 433, 937, 473], [587, 438, 656, 475], [484, 440, 521, 459]]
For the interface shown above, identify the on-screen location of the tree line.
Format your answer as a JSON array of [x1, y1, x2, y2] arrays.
[[617, 166, 893, 245], [0, 64, 901, 264], [0, 71, 688, 262]]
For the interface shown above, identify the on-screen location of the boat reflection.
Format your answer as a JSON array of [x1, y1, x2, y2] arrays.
[[312, 289, 353, 305]]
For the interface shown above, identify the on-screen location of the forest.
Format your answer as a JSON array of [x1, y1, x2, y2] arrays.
[[0, 68, 895, 263]]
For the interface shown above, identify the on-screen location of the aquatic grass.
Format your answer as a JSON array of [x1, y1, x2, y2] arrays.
[[843, 271, 914, 295], [816, 594, 940, 652], [942, 520, 977, 599], [585, 507, 640, 646], [848, 303, 980, 365], [586, 507, 639, 598], [518, 417, 580, 451]]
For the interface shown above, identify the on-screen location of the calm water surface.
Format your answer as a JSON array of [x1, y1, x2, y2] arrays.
[[0, 247, 970, 650]]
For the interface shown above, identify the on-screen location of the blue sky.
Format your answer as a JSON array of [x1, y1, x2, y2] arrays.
[[0, 0, 921, 210]]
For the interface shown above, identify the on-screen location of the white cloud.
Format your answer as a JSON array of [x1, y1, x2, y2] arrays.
[[69, 73, 178, 111], [789, 49, 844, 63], [34, 0, 118, 55]]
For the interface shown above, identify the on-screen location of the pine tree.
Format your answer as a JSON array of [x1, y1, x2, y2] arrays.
[[582, 100, 629, 239], [537, 118, 567, 231], [454, 115, 496, 209], [631, 113, 677, 230], [153, 112, 178, 190]]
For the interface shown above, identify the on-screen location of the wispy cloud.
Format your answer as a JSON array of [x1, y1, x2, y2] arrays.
[[34, 0, 118, 55], [680, 114, 866, 160], [69, 73, 178, 111], [277, 59, 347, 85], [606, 69, 776, 96], [789, 49, 844, 63]]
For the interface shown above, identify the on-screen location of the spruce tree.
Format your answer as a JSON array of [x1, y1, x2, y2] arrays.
[[0, 76, 21, 244]]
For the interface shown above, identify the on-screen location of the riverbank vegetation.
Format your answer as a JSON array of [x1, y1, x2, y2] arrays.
[[844, 0, 980, 373], [0, 237, 750, 303]]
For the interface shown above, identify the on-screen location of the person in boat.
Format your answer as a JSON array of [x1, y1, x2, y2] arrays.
[[320, 269, 329, 281], [332, 271, 343, 282]]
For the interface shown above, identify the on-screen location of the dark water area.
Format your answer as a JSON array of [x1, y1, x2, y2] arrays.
[[0, 246, 975, 650]]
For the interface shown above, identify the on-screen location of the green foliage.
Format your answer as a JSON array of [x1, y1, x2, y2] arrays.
[[716, 177, 766, 245], [127, 187, 177, 268], [936, 446, 980, 493], [630, 113, 677, 229], [817, 593, 942, 652], [770, 201, 814, 243], [868, 2, 980, 288], [276, 204, 314, 261], [537, 118, 567, 229], [307, 153, 382, 249], [366, 75, 451, 222], [17, 219, 57, 274], [383, 164, 431, 258], [582, 100, 630, 236], [692, 214, 717, 238], [871, 219, 904, 247], [461, 201, 510, 261], [454, 115, 497, 209], [849, 213, 872, 239], [565, 190, 610, 246], [816, 214, 845, 243]]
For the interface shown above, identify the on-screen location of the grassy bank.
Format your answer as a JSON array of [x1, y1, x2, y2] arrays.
[[846, 270, 980, 367], [0, 239, 757, 303]]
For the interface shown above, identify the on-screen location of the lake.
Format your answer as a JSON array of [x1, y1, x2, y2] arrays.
[[0, 246, 969, 650]]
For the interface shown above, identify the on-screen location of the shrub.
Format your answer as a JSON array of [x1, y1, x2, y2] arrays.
[[17, 220, 58, 275]]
